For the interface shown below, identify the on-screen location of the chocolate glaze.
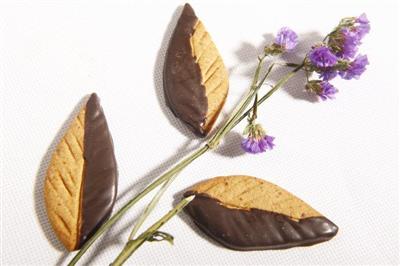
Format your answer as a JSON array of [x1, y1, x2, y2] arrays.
[[78, 93, 118, 248], [184, 193, 338, 251], [163, 3, 208, 137]]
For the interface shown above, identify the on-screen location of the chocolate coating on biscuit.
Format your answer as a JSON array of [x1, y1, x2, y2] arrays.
[[78, 93, 118, 248], [163, 3, 208, 137], [184, 193, 338, 251]]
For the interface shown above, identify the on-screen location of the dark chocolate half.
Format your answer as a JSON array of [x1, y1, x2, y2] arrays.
[[78, 93, 118, 248], [163, 3, 208, 137], [184, 193, 338, 251]]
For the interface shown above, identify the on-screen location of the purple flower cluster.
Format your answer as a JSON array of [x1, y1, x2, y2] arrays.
[[318, 81, 339, 101], [305, 13, 369, 100], [329, 13, 370, 59], [242, 15, 370, 154], [274, 27, 298, 51], [319, 68, 337, 81], [241, 123, 274, 154], [336, 27, 360, 59], [265, 27, 298, 55], [242, 135, 275, 154], [356, 13, 371, 39], [305, 80, 338, 101], [309, 46, 338, 68], [339, 54, 369, 80]]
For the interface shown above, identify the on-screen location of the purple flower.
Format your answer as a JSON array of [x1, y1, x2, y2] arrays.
[[242, 135, 275, 154], [318, 81, 338, 101], [319, 68, 338, 81], [328, 14, 369, 59], [336, 27, 360, 59], [274, 27, 298, 51], [306, 80, 338, 101], [355, 13, 370, 39], [309, 46, 338, 68], [339, 54, 369, 80], [356, 13, 369, 24]]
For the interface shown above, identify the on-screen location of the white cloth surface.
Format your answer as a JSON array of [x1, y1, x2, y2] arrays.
[[1, 0, 399, 265]]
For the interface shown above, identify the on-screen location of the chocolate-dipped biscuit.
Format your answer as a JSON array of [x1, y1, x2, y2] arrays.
[[164, 3, 229, 137], [44, 93, 117, 251], [184, 175, 338, 250]]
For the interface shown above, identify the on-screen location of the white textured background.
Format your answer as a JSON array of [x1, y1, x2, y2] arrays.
[[1, 0, 399, 265]]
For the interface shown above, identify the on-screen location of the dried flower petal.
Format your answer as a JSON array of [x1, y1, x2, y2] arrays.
[[355, 13, 370, 39], [274, 27, 298, 51], [309, 46, 338, 68], [337, 27, 360, 59], [241, 135, 275, 154], [319, 68, 338, 81], [318, 81, 338, 101], [339, 54, 369, 80]]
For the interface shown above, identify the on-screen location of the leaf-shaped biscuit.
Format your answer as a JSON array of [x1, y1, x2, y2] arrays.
[[44, 93, 118, 251], [164, 3, 229, 137], [184, 175, 338, 250]]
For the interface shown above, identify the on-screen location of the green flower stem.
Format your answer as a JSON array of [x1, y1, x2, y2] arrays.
[[68, 58, 301, 266], [67, 147, 208, 266], [285, 63, 301, 68], [250, 93, 258, 121], [213, 62, 276, 141], [232, 63, 304, 128], [207, 60, 275, 149], [110, 195, 195, 266]]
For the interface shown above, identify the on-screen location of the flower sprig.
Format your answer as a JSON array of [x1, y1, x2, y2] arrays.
[[241, 27, 299, 154], [304, 14, 370, 101], [68, 13, 369, 265], [265, 27, 298, 55], [241, 94, 275, 154]]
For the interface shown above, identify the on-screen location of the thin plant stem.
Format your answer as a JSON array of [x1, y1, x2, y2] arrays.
[[250, 93, 258, 122], [214, 62, 276, 140], [128, 172, 179, 239], [110, 195, 195, 266], [208, 62, 276, 148], [206, 59, 265, 148], [232, 63, 304, 129]]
